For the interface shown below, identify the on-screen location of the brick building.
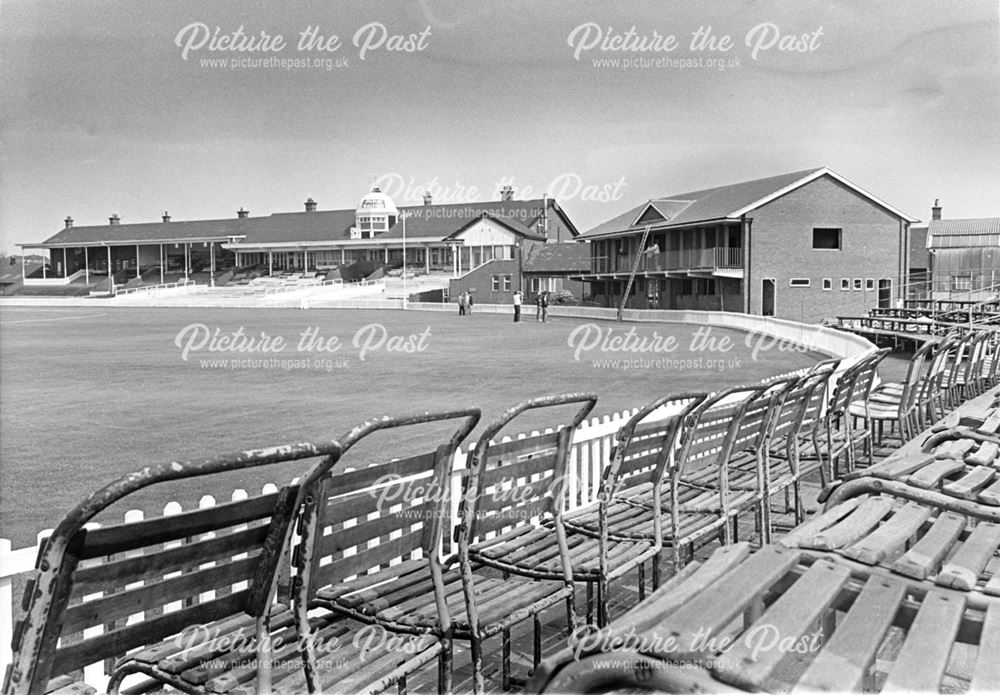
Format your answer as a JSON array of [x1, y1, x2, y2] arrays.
[[574, 168, 917, 323]]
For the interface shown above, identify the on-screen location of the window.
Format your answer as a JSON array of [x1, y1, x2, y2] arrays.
[[789, 278, 811, 288], [491, 275, 500, 292], [853, 278, 863, 290], [841, 278, 850, 291], [502, 275, 512, 292], [865, 278, 875, 291], [530, 277, 540, 293], [822, 278, 832, 291], [952, 274, 972, 291], [813, 228, 842, 249]]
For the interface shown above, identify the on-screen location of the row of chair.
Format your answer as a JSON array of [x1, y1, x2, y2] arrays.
[[847, 329, 1000, 458], [7, 350, 940, 695], [530, 383, 1000, 693]]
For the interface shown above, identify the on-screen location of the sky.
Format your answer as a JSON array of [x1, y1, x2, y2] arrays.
[[1, 0, 998, 254]]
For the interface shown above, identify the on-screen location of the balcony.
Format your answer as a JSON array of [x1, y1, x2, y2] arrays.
[[587, 247, 743, 276]]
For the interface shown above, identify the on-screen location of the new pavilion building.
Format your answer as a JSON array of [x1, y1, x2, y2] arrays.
[[574, 167, 919, 323], [19, 186, 580, 292]]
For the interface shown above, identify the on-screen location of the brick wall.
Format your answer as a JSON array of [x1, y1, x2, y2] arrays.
[[748, 175, 905, 323], [448, 258, 520, 306]]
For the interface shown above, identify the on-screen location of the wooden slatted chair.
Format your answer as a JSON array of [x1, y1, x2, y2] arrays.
[[864, 334, 957, 428], [680, 382, 794, 546], [941, 330, 985, 409], [2, 439, 344, 695], [852, 340, 937, 448], [496, 392, 710, 627], [293, 409, 481, 695], [959, 330, 992, 399], [837, 348, 890, 468], [754, 365, 841, 530], [797, 352, 878, 476], [456, 394, 597, 691]]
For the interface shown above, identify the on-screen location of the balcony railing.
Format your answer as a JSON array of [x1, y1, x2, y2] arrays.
[[589, 247, 743, 274]]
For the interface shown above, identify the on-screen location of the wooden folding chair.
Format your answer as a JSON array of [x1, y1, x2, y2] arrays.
[[3, 439, 343, 695]]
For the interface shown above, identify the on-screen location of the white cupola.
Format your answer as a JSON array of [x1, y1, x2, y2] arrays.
[[354, 186, 398, 238]]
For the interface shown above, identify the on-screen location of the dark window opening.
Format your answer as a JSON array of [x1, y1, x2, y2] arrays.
[[813, 228, 842, 250]]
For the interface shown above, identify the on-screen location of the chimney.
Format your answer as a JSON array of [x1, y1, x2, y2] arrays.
[[237, 207, 249, 219], [422, 191, 433, 206], [162, 211, 171, 223], [109, 214, 120, 225], [305, 198, 317, 212], [499, 185, 514, 202], [64, 216, 73, 229], [932, 198, 942, 221]]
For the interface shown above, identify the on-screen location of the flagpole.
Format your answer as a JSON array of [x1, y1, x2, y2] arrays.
[[402, 211, 407, 310]]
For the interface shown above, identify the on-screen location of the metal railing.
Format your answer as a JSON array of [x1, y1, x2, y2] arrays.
[[589, 247, 743, 274]]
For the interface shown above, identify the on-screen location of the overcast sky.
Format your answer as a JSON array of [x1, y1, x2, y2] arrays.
[[1, 0, 998, 253]]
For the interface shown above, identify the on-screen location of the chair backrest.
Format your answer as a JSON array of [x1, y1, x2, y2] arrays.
[[768, 371, 828, 450], [674, 384, 768, 479], [797, 360, 841, 436], [899, 340, 938, 409], [853, 348, 891, 403], [5, 439, 344, 695], [296, 409, 481, 625], [921, 336, 958, 400], [603, 392, 709, 500], [458, 394, 597, 543]]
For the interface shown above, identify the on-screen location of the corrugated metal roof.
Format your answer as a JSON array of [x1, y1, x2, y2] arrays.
[[927, 218, 1000, 248]]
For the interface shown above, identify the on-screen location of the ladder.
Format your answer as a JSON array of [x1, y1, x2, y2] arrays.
[[617, 225, 652, 321]]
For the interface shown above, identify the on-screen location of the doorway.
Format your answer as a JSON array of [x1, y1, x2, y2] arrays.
[[878, 279, 893, 308], [761, 278, 776, 316]]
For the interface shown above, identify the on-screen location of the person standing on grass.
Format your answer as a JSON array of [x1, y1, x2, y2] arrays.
[[467, 290, 474, 314], [458, 291, 467, 316], [541, 291, 550, 322], [513, 290, 522, 322], [535, 293, 543, 321]]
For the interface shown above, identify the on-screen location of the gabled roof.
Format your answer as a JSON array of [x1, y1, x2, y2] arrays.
[[33, 198, 574, 247], [580, 167, 918, 239], [442, 213, 546, 242], [927, 218, 1000, 248], [522, 242, 591, 273]]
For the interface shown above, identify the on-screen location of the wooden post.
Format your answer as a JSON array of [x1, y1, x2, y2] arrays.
[[135, 244, 140, 279], [160, 244, 164, 284], [84, 247, 89, 284], [64, 248, 68, 279]]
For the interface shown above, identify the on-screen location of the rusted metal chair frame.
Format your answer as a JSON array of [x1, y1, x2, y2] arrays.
[[759, 365, 841, 529], [457, 393, 597, 693], [560, 392, 709, 625], [800, 348, 889, 474], [3, 440, 344, 695], [858, 340, 937, 448], [665, 382, 777, 564], [293, 409, 481, 695]]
